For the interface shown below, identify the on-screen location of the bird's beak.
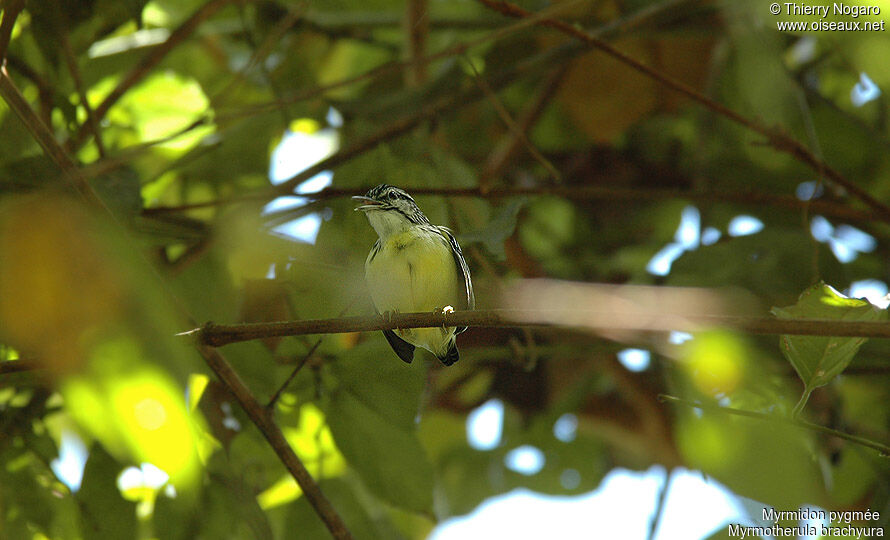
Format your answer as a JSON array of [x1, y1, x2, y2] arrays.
[[352, 195, 382, 211]]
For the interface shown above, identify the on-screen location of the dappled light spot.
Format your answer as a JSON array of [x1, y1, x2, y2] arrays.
[[701, 227, 721, 246], [851, 72, 881, 107], [810, 216, 875, 263], [467, 399, 504, 451], [669, 331, 694, 345], [647, 206, 703, 276], [504, 445, 545, 475], [553, 413, 578, 443], [617, 348, 651, 372], [259, 404, 346, 509], [682, 331, 747, 396], [848, 279, 890, 309], [646, 243, 685, 276], [727, 215, 763, 237], [50, 430, 88, 492], [675, 206, 700, 249], [810, 215, 833, 241], [134, 398, 167, 431], [560, 469, 581, 489], [796, 181, 823, 201]]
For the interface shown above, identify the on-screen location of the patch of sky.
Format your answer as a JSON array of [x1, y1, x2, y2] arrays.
[[553, 413, 578, 443], [265, 111, 341, 244], [852, 72, 881, 107], [848, 279, 890, 309], [430, 466, 755, 540], [51, 430, 88, 492], [617, 348, 651, 372], [466, 399, 503, 451], [810, 215, 875, 263], [504, 445, 546, 476], [727, 215, 763, 237]]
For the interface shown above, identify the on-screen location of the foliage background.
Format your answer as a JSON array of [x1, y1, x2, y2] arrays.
[[1, 0, 889, 538]]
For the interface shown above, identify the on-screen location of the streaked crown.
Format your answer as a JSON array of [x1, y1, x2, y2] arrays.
[[353, 184, 430, 225]]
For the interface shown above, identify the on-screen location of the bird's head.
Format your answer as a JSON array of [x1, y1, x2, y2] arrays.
[[353, 184, 429, 237]]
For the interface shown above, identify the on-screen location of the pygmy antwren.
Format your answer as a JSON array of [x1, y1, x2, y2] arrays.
[[354, 185, 474, 365]]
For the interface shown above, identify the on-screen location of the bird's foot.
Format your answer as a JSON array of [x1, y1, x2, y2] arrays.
[[436, 305, 455, 328], [382, 309, 401, 329]]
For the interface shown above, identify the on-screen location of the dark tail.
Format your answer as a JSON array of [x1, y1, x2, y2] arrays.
[[438, 340, 460, 366]]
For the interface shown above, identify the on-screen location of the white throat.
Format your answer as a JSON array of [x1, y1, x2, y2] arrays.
[[364, 209, 415, 240]]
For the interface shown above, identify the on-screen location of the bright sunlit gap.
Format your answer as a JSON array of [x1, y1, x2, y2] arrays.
[[265, 111, 341, 245], [466, 399, 504, 451], [647, 206, 703, 276], [553, 413, 578, 443], [504, 445, 546, 475], [726, 215, 763, 237], [852, 72, 881, 107], [51, 429, 89, 492], [809, 215, 876, 263], [430, 466, 753, 540], [617, 348, 651, 372], [848, 279, 890, 309]]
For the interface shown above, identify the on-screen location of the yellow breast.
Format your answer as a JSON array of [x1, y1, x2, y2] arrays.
[[365, 228, 461, 357]]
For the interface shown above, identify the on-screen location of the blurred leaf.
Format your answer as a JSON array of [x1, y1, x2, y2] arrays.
[[325, 388, 434, 514], [772, 282, 888, 414], [76, 445, 138, 540], [459, 198, 525, 261]]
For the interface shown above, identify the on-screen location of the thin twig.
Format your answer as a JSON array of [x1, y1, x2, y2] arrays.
[[144, 184, 877, 224], [659, 394, 890, 456], [0, 0, 24, 62], [59, 24, 106, 158], [0, 360, 39, 376], [474, 0, 890, 222], [197, 343, 353, 539], [266, 339, 322, 410], [463, 56, 562, 181], [0, 67, 98, 203], [218, 0, 586, 120], [405, 0, 429, 86], [184, 309, 890, 348], [481, 64, 568, 183], [70, 0, 245, 149]]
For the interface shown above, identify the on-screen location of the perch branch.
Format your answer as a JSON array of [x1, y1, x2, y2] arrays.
[[475, 0, 890, 222], [197, 344, 353, 539], [183, 309, 890, 348]]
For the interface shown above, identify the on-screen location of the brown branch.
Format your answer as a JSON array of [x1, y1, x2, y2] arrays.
[[196, 343, 353, 539], [0, 0, 24, 62], [144, 184, 877, 224], [481, 64, 568, 183], [0, 359, 39, 376], [60, 24, 106, 158], [218, 0, 585, 121], [184, 309, 890, 348], [475, 0, 890, 222], [70, 0, 242, 149], [463, 56, 562, 181], [404, 0, 428, 86], [0, 67, 99, 203]]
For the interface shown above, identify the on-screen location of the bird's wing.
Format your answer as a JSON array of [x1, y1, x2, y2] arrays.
[[439, 227, 474, 334]]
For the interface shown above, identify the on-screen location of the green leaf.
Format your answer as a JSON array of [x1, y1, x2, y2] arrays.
[[324, 389, 434, 514], [459, 198, 525, 261], [76, 445, 138, 540], [771, 282, 888, 415]]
